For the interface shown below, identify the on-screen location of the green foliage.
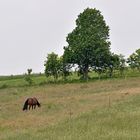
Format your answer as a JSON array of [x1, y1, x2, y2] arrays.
[[24, 75, 33, 86], [64, 8, 111, 80], [127, 53, 137, 70], [24, 69, 33, 85], [60, 56, 72, 80], [127, 49, 140, 71], [38, 80, 47, 86], [44, 53, 72, 80], [44, 52, 62, 79], [27, 69, 32, 75], [106, 54, 126, 78], [118, 54, 126, 76], [0, 83, 8, 89]]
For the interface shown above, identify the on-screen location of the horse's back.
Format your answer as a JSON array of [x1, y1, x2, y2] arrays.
[[32, 97, 38, 103], [27, 98, 34, 105], [33, 97, 40, 107]]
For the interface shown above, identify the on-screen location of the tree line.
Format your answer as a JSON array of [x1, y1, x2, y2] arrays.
[[44, 8, 140, 81]]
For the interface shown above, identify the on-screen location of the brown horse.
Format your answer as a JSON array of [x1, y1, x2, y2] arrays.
[[23, 97, 41, 111]]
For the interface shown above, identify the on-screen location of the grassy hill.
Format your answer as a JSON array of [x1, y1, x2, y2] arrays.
[[0, 77, 140, 139]]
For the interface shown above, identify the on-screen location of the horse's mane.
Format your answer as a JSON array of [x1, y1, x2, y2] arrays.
[[23, 98, 29, 110]]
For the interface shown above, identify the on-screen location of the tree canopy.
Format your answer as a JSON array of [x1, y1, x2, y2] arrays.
[[127, 49, 140, 71], [44, 52, 61, 79], [63, 8, 111, 80]]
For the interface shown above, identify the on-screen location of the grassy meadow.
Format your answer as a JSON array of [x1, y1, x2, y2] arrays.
[[0, 74, 140, 139]]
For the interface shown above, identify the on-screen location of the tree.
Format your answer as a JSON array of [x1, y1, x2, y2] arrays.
[[60, 56, 72, 80], [127, 53, 137, 70], [27, 69, 32, 75], [107, 53, 120, 77], [127, 49, 140, 71], [118, 54, 126, 76], [25, 68, 33, 85], [44, 52, 61, 79], [134, 49, 140, 71], [63, 8, 111, 80]]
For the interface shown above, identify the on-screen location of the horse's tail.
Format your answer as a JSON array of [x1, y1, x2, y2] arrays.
[[23, 99, 29, 111]]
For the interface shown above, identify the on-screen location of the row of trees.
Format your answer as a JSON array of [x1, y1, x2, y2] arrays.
[[44, 8, 140, 80]]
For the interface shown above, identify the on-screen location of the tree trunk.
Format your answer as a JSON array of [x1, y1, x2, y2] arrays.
[[98, 73, 101, 80], [83, 66, 89, 81], [109, 67, 113, 78]]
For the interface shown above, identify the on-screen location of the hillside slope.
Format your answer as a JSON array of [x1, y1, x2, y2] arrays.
[[0, 77, 140, 139]]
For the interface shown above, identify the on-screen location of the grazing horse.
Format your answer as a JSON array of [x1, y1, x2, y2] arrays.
[[23, 97, 41, 111]]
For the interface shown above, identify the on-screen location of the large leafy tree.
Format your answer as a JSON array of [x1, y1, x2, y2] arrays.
[[64, 8, 111, 80]]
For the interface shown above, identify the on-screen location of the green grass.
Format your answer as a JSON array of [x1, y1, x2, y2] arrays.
[[1, 76, 140, 139], [1, 94, 140, 140], [1, 69, 140, 89], [35, 95, 140, 140]]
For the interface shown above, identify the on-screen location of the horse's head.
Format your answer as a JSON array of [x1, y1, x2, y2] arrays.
[[23, 107, 27, 111], [38, 102, 41, 107]]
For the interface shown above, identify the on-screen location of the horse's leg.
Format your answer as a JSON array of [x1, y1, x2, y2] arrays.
[[34, 105, 36, 109], [29, 105, 31, 110], [32, 105, 33, 110]]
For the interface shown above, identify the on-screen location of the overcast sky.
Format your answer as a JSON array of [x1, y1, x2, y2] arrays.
[[0, 0, 140, 75]]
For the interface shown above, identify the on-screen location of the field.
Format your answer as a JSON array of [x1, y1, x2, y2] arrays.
[[0, 76, 140, 139]]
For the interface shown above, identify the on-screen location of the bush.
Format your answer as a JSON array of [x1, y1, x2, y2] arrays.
[[0, 84, 8, 89], [24, 76, 33, 86]]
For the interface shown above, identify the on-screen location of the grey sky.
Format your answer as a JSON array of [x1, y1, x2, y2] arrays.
[[0, 0, 140, 75]]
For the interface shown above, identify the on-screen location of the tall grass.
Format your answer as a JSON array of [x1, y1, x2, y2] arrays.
[[1, 77, 140, 139], [1, 94, 140, 140]]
